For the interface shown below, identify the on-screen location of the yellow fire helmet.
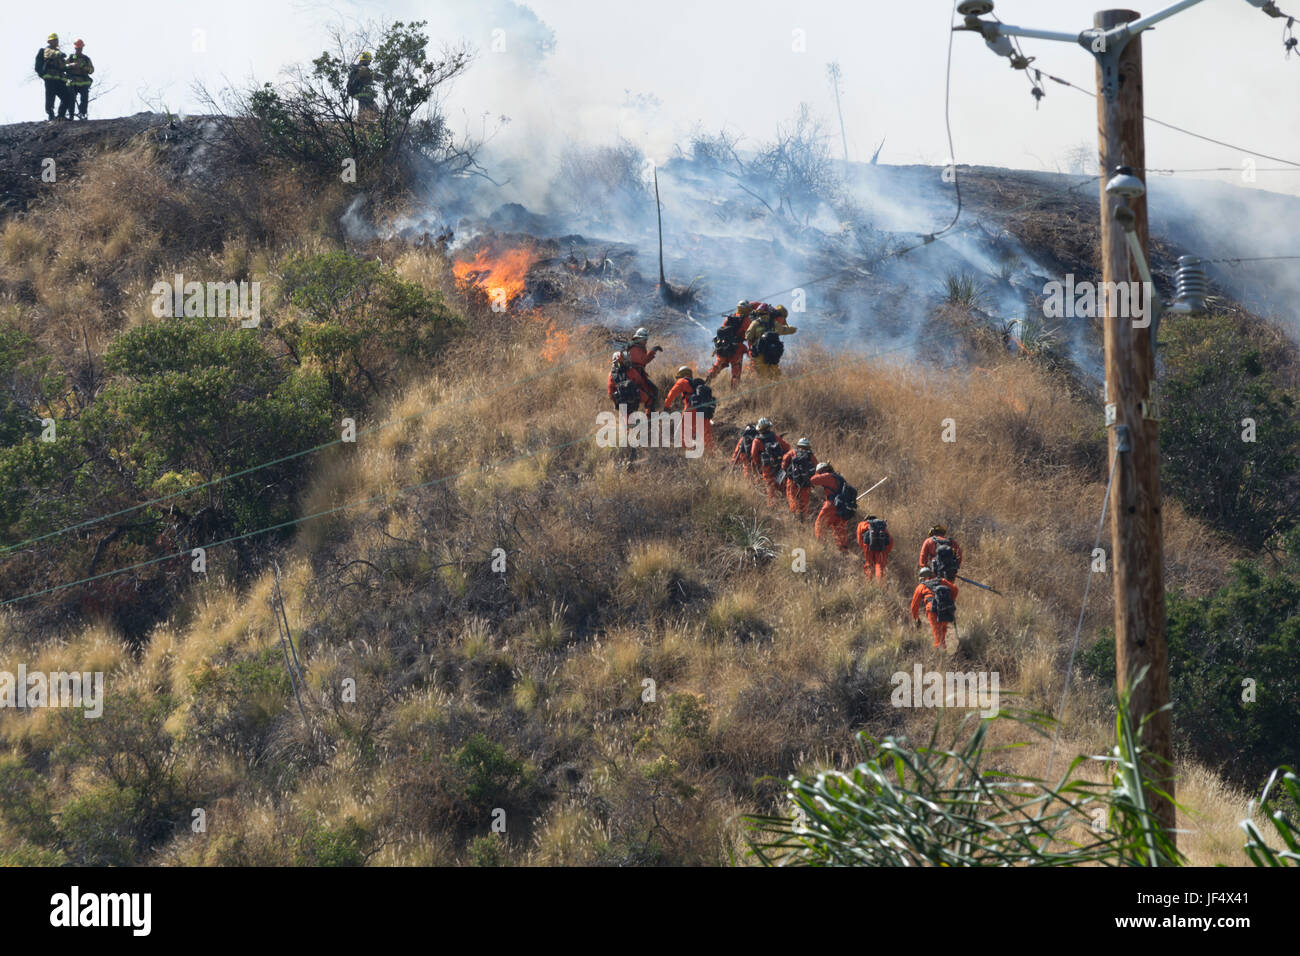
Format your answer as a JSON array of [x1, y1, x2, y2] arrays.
[[48, 33, 59, 43], [930, 525, 947, 536]]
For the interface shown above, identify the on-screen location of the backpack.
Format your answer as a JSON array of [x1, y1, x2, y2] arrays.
[[757, 434, 785, 468], [41, 48, 66, 78], [611, 360, 640, 407], [929, 537, 960, 580], [925, 581, 957, 623], [833, 477, 858, 519], [788, 450, 815, 485], [738, 426, 759, 463], [756, 329, 784, 363], [686, 379, 716, 419], [713, 316, 741, 354], [346, 64, 365, 96], [863, 518, 890, 552]]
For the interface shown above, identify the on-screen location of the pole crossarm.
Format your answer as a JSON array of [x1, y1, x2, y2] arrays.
[[1126, 0, 1212, 34], [954, 0, 1212, 97], [983, 23, 1083, 44]]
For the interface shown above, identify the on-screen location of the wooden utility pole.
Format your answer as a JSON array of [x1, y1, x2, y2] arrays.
[[1095, 8, 1174, 840]]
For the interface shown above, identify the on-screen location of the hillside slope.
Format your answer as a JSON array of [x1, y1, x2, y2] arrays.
[[0, 121, 1293, 866]]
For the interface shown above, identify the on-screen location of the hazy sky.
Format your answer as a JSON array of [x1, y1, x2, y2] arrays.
[[7, 0, 1300, 195]]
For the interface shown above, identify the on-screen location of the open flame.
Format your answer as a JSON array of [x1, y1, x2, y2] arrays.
[[451, 240, 573, 362], [452, 244, 537, 306], [541, 322, 571, 362]]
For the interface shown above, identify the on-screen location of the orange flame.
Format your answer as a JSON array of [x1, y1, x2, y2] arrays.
[[452, 241, 578, 363], [453, 244, 537, 305], [541, 322, 571, 363]]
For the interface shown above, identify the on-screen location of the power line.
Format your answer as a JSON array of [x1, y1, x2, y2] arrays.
[[1202, 254, 1300, 264], [0, 347, 606, 556], [12, 111, 1295, 569], [933, 0, 964, 241], [13, 164, 1297, 562], [0, 432, 594, 608], [992, 12, 1048, 106], [1032, 67, 1300, 169], [1046, 446, 1121, 785], [0, 331, 944, 609], [1148, 166, 1300, 174], [749, 172, 1103, 307]]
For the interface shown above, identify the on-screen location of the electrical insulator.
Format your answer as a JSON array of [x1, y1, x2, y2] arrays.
[[985, 34, 1015, 58], [1170, 255, 1208, 315]]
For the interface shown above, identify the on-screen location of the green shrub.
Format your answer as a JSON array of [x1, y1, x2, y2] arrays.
[[742, 705, 1183, 867], [99, 316, 336, 529], [743, 704, 1296, 869], [1241, 767, 1299, 866], [664, 692, 710, 745], [0, 755, 58, 846], [296, 816, 368, 866], [0, 322, 64, 448], [0, 841, 66, 866], [188, 647, 293, 763], [1159, 316, 1300, 549], [240, 21, 475, 188], [53, 691, 188, 859], [1082, 537, 1300, 785], [0, 314, 336, 632], [447, 733, 529, 807], [277, 250, 463, 401], [58, 784, 140, 866], [466, 834, 506, 867]]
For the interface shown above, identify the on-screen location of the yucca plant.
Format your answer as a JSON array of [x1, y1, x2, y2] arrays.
[[1094, 671, 1183, 867], [741, 678, 1190, 867], [941, 271, 985, 311], [1240, 767, 1299, 867], [720, 511, 777, 571], [1016, 316, 1061, 355]]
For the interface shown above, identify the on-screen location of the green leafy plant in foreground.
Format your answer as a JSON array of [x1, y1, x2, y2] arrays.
[[1241, 767, 1300, 867], [742, 674, 1292, 867]]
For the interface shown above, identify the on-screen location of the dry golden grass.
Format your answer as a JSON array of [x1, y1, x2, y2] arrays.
[[0, 144, 343, 357], [0, 228, 1262, 867], [282, 320, 1249, 862]]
